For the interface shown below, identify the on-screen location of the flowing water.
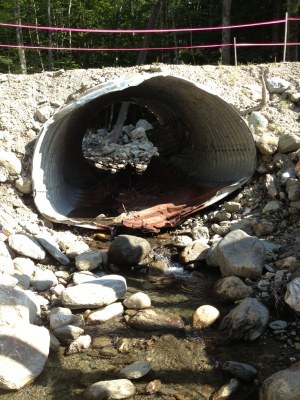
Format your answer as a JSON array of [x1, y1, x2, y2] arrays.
[[0, 240, 294, 400]]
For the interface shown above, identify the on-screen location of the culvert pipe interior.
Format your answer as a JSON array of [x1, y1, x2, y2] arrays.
[[32, 73, 256, 232]]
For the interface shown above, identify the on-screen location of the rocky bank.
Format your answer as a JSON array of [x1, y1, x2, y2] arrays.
[[0, 62, 300, 399]]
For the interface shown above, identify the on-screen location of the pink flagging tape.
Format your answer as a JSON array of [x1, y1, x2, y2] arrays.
[[236, 42, 300, 46], [0, 19, 286, 34], [288, 17, 300, 20], [0, 43, 233, 51]]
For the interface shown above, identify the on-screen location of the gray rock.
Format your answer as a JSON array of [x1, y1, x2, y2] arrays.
[[123, 292, 151, 309], [31, 268, 58, 291], [286, 180, 300, 201], [52, 325, 84, 344], [249, 111, 268, 127], [172, 235, 193, 248], [0, 151, 22, 175], [217, 229, 266, 279], [66, 335, 91, 355], [75, 250, 102, 271], [0, 324, 50, 390], [8, 233, 46, 260], [269, 320, 288, 330], [72, 271, 100, 285], [285, 277, 300, 315], [278, 133, 300, 153], [37, 236, 70, 265], [65, 241, 90, 258], [49, 313, 82, 330], [61, 274, 127, 309], [260, 362, 300, 400], [49, 331, 60, 352], [265, 174, 278, 199], [136, 119, 153, 131], [87, 302, 124, 324], [13, 257, 35, 289], [120, 361, 152, 379], [84, 379, 136, 400], [266, 76, 290, 94], [108, 235, 151, 266], [214, 276, 252, 302], [221, 361, 257, 382], [127, 309, 184, 331], [262, 200, 282, 214], [34, 105, 52, 123], [179, 239, 210, 264], [206, 242, 221, 267], [219, 298, 269, 342]]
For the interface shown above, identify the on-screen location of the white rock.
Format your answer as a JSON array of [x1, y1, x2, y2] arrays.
[[285, 277, 300, 315], [31, 268, 58, 291], [75, 250, 102, 271], [0, 274, 18, 286], [13, 257, 35, 289], [8, 233, 46, 260], [66, 335, 91, 355], [192, 305, 220, 329], [47, 307, 72, 319], [72, 271, 100, 285], [61, 274, 127, 309], [84, 379, 136, 400], [0, 255, 14, 273], [52, 325, 84, 344], [0, 324, 50, 390], [15, 176, 32, 194], [0, 151, 22, 175], [65, 241, 90, 258], [260, 362, 300, 400], [123, 292, 151, 309], [34, 105, 52, 123], [266, 76, 290, 94], [87, 302, 124, 324], [172, 235, 193, 248], [120, 361, 152, 380], [136, 119, 153, 131], [0, 166, 9, 182]]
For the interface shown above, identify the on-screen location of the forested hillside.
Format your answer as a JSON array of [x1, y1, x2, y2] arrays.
[[0, 0, 299, 73]]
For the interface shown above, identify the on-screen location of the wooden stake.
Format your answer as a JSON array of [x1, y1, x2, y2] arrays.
[[234, 37, 237, 66], [283, 12, 288, 62]]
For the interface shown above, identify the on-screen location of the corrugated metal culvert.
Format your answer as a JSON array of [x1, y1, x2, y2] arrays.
[[32, 73, 256, 232]]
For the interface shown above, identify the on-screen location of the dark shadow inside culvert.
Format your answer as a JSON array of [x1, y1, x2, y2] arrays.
[[32, 73, 256, 232]]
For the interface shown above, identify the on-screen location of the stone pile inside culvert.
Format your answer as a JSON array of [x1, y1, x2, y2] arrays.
[[82, 118, 159, 174]]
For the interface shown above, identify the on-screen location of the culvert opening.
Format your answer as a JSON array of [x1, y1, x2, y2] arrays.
[[32, 73, 257, 232]]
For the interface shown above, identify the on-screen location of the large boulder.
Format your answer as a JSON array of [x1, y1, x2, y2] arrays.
[[259, 362, 300, 400], [0, 324, 50, 390], [108, 235, 151, 266], [61, 274, 127, 309], [217, 229, 266, 279]]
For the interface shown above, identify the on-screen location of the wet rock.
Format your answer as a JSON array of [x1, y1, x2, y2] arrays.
[[266, 76, 290, 93], [192, 305, 220, 329], [0, 151, 22, 175], [278, 133, 300, 153], [259, 362, 300, 400], [52, 325, 84, 344], [84, 379, 136, 400], [75, 250, 103, 271], [31, 267, 58, 291], [61, 274, 127, 309], [86, 302, 124, 324], [123, 292, 151, 309], [249, 111, 268, 127], [179, 239, 210, 264], [285, 277, 300, 315], [108, 235, 151, 266], [15, 176, 32, 194], [219, 298, 269, 341], [127, 308, 184, 331], [172, 235, 193, 248], [120, 361, 152, 379], [66, 334, 91, 355], [0, 324, 50, 390], [8, 233, 46, 260], [217, 229, 266, 279], [37, 236, 70, 265], [221, 361, 257, 382], [269, 320, 288, 330], [214, 276, 252, 302], [211, 378, 239, 400]]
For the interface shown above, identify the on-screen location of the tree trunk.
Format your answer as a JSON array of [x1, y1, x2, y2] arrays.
[[30, 0, 44, 71], [47, 0, 53, 71], [109, 0, 162, 144], [221, 0, 232, 65], [272, 0, 282, 61], [13, 0, 27, 74]]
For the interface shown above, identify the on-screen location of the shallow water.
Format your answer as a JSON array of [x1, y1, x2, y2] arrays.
[[0, 248, 295, 400]]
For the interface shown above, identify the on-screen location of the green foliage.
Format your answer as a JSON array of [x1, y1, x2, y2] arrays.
[[0, 0, 298, 73]]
